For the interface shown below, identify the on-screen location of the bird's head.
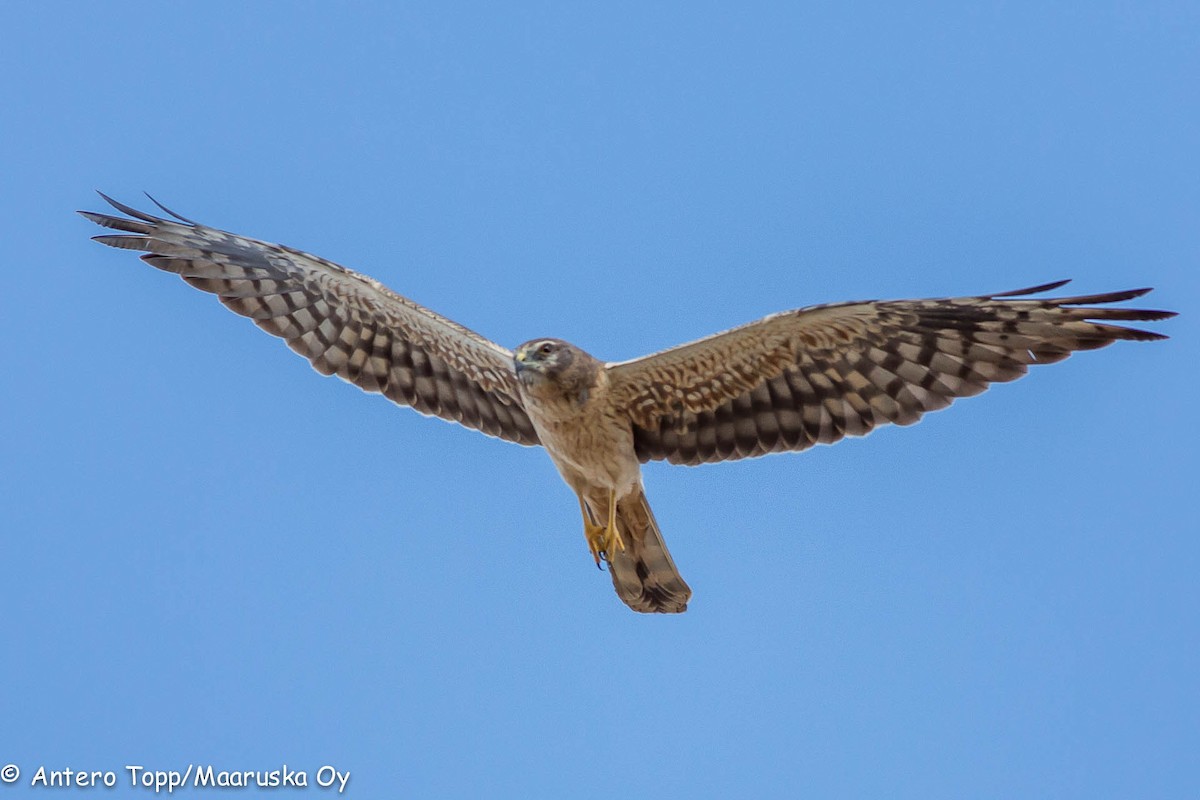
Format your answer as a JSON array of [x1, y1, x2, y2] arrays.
[[513, 338, 576, 384]]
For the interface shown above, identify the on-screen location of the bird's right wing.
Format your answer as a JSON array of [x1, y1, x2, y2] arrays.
[[82, 194, 539, 446]]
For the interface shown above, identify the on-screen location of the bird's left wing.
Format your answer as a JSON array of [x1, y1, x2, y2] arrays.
[[606, 281, 1173, 465], [82, 195, 539, 446]]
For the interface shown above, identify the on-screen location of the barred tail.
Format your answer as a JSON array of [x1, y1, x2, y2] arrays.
[[607, 488, 692, 613]]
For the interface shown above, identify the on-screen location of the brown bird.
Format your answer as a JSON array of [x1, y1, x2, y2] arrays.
[[82, 194, 1175, 613]]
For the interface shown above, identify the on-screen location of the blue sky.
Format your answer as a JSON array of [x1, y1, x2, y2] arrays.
[[1, 2, 1195, 798]]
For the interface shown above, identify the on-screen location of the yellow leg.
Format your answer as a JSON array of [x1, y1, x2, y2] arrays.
[[603, 489, 626, 555], [577, 489, 626, 567], [578, 493, 605, 567]]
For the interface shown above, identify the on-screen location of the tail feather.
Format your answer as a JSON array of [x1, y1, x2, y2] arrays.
[[606, 488, 691, 613]]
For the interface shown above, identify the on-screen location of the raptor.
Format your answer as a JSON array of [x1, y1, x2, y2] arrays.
[[83, 194, 1174, 613]]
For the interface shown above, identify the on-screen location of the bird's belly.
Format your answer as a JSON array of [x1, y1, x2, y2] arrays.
[[534, 415, 641, 496]]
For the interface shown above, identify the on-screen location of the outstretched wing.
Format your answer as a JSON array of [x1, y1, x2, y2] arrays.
[[608, 281, 1173, 465], [82, 194, 539, 446]]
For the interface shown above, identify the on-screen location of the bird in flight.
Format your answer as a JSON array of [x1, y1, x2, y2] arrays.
[[82, 194, 1174, 613]]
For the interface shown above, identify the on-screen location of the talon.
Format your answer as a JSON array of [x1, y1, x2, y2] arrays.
[[578, 489, 625, 567], [606, 522, 626, 554], [585, 523, 605, 567]]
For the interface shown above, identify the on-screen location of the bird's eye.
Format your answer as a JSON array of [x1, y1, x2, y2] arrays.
[[539, 343, 553, 355]]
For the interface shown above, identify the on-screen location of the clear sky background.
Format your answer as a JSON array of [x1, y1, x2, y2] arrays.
[[1, 3, 1195, 798]]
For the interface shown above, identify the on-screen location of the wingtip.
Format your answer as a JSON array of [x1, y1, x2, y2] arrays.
[[990, 279, 1072, 298], [92, 191, 166, 224], [143, 191, 197, 225], [91, 234, 151, 250], [95, 190, 129, 213]]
